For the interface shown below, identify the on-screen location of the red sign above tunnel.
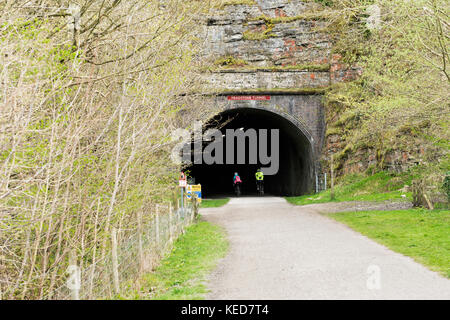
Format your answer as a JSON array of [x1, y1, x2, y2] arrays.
[[227, 96, 271, 101]]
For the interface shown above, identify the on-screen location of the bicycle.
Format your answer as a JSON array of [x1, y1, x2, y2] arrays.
[[256, 180, 264, 196], [234, 182, 241, 197]]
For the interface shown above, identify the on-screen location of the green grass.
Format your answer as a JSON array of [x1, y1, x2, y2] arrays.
[[200, 198, 230, 208], [329, 209, 450, 278], [286, 171, 413, 206], [134, 221, 228, 299]]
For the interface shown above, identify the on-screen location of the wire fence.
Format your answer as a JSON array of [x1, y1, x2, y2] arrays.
[[48, 202, 196, 300]]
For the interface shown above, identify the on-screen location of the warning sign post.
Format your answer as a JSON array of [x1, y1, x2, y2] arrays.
[[179, 172, 187, 208]]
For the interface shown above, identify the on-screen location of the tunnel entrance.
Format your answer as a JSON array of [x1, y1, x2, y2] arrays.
[[187, 107, 315, 198]]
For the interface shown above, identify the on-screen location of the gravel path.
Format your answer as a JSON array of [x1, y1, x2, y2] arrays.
[[201, 197, 450, 300]]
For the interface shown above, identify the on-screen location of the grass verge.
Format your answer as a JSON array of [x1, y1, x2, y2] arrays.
[[329, 208, 450, 278], [133, 221, 228, 299], [286, 171, 413, 206], [201, 198, 230, 208]]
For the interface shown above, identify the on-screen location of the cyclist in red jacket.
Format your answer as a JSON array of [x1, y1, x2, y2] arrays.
[[233, 172, 242, 196]]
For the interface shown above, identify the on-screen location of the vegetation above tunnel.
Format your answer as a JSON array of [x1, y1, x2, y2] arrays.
[[243, 12, 331, 40], [209, 56, 331, 72]]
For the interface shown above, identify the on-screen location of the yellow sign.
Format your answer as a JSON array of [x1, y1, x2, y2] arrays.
[[186, 184, 202, 203], [190, 185, 201, 192]]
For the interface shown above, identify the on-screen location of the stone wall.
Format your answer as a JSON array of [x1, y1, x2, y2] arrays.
[[200, 0, 361, 165], [204, 70, 330, 90], [201, 1, 330, 69]]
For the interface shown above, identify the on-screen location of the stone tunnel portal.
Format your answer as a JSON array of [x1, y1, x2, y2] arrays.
[[188, 107, 315, 198]]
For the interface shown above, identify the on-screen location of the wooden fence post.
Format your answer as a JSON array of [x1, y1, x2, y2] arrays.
[[193, 194, 199, 221], [111, 227, 120, 295]]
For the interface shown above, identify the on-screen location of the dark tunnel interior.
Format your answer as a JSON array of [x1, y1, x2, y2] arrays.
[[186, 108, 314, 198]]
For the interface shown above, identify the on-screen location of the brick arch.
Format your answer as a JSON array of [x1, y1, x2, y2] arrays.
[[193, 103, 317, 195]]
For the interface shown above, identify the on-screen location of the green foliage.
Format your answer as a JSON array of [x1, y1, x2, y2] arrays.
[[330, 209, 450, 278], [134, 221, 228, 299], [321, 0, 449, 181], [444, 173, 450, 202], [214, 55, 248, 67], [0, 0, 211, 299], [314, 0, 334, 6], [410, 165, 449, 209]]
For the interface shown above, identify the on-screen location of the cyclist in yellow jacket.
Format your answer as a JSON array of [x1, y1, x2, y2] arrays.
[[255, 168, 264, 195]]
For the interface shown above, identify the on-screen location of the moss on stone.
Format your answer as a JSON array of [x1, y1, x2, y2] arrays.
[[216, 0, 256, 9], [243, 24, 275, 40], [224, 0, 256, 5], [242, 12, 330, 40], [242, 29, 273, 40], [249, 12, 331, 25], [213, 55, 248, 67], [326, 126, 341, 137]]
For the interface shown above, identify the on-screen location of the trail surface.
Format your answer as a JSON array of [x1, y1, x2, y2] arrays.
[[202, 197, 450, 299]]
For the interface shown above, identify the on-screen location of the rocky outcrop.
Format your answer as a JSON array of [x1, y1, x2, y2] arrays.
[[202, 19, 331, 68], [200, 1, 359, 91]]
